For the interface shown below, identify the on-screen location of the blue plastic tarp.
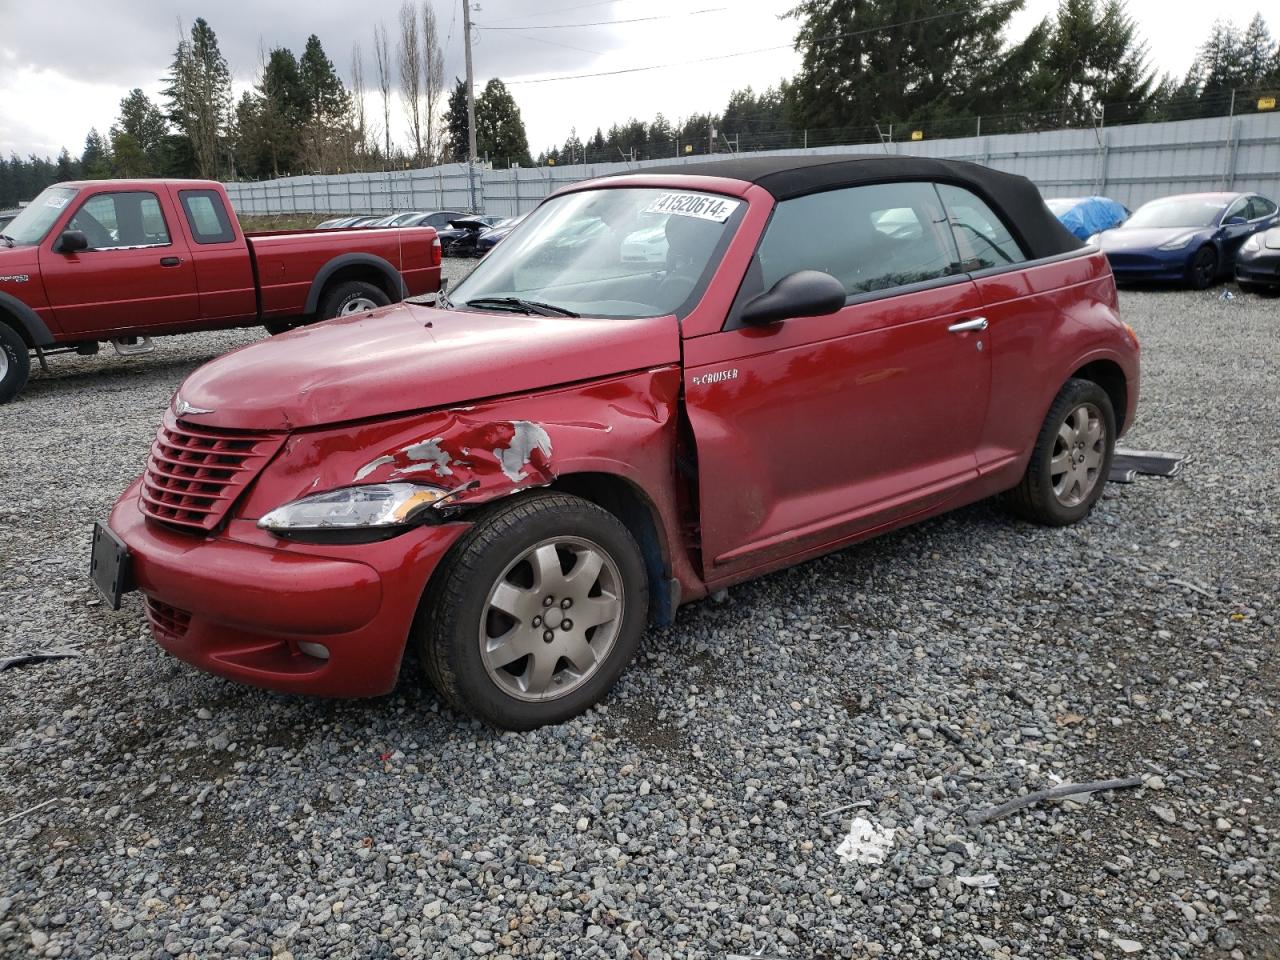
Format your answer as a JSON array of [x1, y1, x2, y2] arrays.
[[1055, 196, 1129, 240]]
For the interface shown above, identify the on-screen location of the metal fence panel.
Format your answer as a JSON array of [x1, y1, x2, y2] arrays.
[[222, 112, 1280, 220]]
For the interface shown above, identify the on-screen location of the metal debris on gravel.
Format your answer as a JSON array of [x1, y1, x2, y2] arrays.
[[1, 276, 1276, 959]]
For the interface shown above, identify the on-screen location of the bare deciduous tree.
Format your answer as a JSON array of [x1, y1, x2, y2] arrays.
[[351, 41, 369, 164], [422, 3, 446, 164], [398, 0, 423, 160], [373, 22, 393, 159]]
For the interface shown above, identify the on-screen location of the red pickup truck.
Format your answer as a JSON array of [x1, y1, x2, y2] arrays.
[[0, 179, 441, 402]]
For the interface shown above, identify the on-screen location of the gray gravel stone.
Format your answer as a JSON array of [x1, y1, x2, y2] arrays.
[[1, 278, 1277, 958]]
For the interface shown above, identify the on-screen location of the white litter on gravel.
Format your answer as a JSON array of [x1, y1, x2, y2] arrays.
[[835, 816, 895, 865]]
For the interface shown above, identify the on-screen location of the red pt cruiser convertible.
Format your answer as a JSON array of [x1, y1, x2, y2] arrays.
[[94, 156, 1140, 729]]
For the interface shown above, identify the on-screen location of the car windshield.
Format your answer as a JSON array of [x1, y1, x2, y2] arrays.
[[448, 187, 742, 319], [3, 186, 78, 245], [1125, 197, 1226, 229]]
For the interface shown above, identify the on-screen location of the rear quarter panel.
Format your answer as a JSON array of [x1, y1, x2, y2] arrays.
[[972, 250, 1139, 484], [247, 226, 439, 318]]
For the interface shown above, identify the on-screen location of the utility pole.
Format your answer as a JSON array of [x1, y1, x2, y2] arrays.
[[462, 0, 479, 211]]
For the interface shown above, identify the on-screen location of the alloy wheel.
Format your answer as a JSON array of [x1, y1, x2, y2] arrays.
[[479, 536, 624, 702], [339, 297, 379, 316], [1049, 402, 1105, 507]]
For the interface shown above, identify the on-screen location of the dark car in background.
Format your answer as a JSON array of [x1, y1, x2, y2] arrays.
[[1094, 192, 1279, 288], [1045, 196, 1129, 240], [1236, 225, 1280, 293], [474, 215, 526, 256], [438, 216, 504, 256]]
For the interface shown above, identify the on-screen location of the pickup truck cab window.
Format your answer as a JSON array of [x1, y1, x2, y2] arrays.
[[753, 181, 960, 301], [179, 189, 236, 244], [937, 183, 1027, 269], [69, 191, 171, 250], [448, 186, 743, 320]]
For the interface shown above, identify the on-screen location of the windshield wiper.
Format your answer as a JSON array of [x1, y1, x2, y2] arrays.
[[0, 235, 14, 248], [464, 296, 579, 318]]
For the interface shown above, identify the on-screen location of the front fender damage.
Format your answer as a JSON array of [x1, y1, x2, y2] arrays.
[[352, 417, 557, 501]]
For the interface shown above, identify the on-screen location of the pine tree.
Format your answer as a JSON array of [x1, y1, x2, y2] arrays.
[[474, 79, 532, 168], [1241, 14, 1276, 85], [112, 89, 169, 176], [299, 35, 354, 172], [163, 18, 232, 178], [443, 78, 470, 162], [81, 129, 113, 179]]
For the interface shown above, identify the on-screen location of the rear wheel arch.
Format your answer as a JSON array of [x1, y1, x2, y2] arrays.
[[305, 254, 406, 315], [1069, 359, 1129, 432]]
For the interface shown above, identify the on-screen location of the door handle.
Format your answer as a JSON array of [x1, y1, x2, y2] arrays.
[[948, 317, 988, 333], [159, 256, 182, 267]]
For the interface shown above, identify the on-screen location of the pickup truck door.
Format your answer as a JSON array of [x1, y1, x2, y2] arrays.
[[682, 181, 992, 583], [40, 188, 199, 337], [168, 186, 257, 323]]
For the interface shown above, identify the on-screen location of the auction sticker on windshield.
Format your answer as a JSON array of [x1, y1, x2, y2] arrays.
[[644, 192, 740, 223]]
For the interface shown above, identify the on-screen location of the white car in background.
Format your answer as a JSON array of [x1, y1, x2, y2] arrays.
[[620, 224, 668, 263]]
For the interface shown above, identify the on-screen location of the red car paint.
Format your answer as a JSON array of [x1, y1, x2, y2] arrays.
[[0, 179, 440, 356], [102, 167, 1139, 698]]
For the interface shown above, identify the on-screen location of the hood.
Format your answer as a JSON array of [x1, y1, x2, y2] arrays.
[[1100, 227, 1209, 250], [175, 301, 681, 431]]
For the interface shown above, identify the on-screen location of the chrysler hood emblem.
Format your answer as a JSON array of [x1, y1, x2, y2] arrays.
[[174, 395, 214, 418]]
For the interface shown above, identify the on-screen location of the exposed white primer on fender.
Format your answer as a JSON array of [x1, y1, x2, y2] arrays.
[[354, 455, 395, 481], [495, 421, 553, 482], [835, 817, 895, 865], [401, 438, 453, 476]]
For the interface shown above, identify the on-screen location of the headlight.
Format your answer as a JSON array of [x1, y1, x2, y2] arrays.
[[1158, 233, 1196, 251], [258, 483, 449, 539], [1242, 233, 1263, 253]]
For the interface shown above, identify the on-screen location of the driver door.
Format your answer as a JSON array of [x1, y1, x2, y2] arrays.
[[40, 189, 198, 337], [683, 181, 992, 584]]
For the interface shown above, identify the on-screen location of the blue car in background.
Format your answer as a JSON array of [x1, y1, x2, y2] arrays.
[[1094, 192, 1280, 288], [1045, 196, 1129, 241]]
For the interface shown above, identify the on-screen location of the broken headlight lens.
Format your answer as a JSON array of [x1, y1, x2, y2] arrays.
[[258, 483, 448, 535]]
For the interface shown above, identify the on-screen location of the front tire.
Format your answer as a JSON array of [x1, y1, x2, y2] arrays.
[[1005, 378, 1116, 527], [1187, 246, 1218, 289], [416, 492, 648, 730], [0, 322, 31, 404]]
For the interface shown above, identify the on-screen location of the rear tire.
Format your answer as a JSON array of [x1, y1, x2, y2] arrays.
[[1187, 246, 1217, 289], [415, 492, 648, 730], [264, 280, 391, 335], [0, 322, 31, 404], [1005, 378, 1116, 527]]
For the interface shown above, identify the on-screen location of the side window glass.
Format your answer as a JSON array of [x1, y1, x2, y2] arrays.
[[755, 182, 961, 300], [179, 190, 236, 244], [69, 192, 170, 249], [936, 184, 1026, 269], [1248, 196, 1275, 219], [1224, 198, 1249, 222]]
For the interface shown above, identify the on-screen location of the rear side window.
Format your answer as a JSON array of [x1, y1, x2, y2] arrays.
[[69, 192, 170, 249], [936, 184, 1026, 269], [179, 190, 236, 244], [755, 182, 961, 300], [1248, 196, 1276, 219]]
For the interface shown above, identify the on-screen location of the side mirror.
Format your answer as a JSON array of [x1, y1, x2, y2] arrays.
[[1224, 215, 1247, 226], [53, 230, 89, 254], [740, 270, 846, 326]]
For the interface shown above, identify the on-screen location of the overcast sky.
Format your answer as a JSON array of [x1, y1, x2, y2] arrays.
[[0, 0, 1253, 161]]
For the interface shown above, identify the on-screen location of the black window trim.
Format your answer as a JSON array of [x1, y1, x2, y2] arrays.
[[178, 188, 238, 245], [68, 189, 174, 252], [722, 180, 1093, 331]]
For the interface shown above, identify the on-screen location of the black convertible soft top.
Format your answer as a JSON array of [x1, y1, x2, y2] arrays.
[[620, 154, 1083, 261]]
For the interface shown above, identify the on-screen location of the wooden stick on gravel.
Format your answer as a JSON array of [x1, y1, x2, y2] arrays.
[[966, 776, 1144, 825]]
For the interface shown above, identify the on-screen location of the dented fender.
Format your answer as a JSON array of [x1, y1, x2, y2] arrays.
[[235, 366, 706, 602]]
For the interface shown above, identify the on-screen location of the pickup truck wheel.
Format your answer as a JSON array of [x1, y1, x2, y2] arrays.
[[416, 492, 648, 730], [320, 280, 391, 319], [0, 322, 31, 404], [1005, 378, 1115, 527]]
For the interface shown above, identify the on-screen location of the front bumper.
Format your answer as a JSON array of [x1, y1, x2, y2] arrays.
[[1235, 250, 1280, 287], [1104, 250, 1191, 282], [107, 479, 469, 697]]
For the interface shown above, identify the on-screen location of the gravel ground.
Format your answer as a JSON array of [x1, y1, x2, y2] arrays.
[[1, 274, 1276, 960]]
